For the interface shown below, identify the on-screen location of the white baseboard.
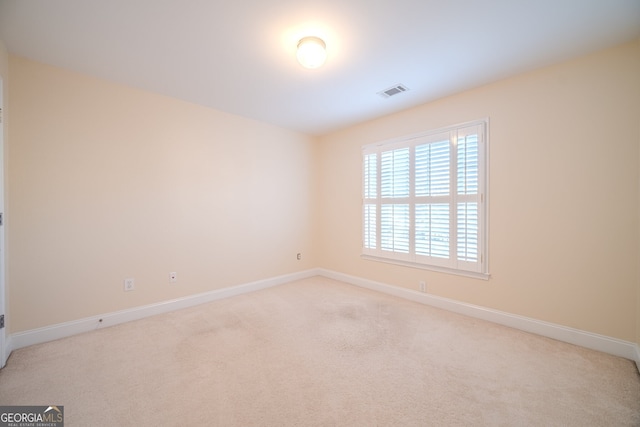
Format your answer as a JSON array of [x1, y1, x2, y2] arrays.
[[9, 269, 319, 352], [6, 267, 640, 373], [318, 269, 640, 369]]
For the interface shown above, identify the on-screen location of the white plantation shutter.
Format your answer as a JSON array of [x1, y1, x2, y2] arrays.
[[454, 126, 482, 271], [379, 148, 410, 256], [415, 203, 449, 259], [363, 153, 377, 199], [362, 120, 488, 278], [381, 148, 410, 198], [363, 203, 376, 249], [415, 139, 449, 197], [457, 202, 478, 262], [414, 134, 451, 266], [363, 153, 377, 250]]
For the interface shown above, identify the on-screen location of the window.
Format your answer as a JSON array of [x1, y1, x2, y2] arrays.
[[362, 120, 488, 278]]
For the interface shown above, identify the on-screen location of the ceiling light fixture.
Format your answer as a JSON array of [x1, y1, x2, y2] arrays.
[[296, 36, 327, 69]]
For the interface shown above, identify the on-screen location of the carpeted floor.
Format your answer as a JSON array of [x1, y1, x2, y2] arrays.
[[1, 276, 639, 426]]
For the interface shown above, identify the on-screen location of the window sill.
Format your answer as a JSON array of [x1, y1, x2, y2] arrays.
[[360, 254, 490, 280]]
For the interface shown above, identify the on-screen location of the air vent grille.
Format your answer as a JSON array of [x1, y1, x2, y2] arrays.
[[378, 84, 409, 98]]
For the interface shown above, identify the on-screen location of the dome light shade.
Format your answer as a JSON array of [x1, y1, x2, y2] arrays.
[[296, 36, 327, 69]]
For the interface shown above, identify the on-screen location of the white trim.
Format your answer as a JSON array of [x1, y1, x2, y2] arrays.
[[3, 334, 11, 365], [317, 269, 640, 364], [360, 254, 490, 280], [9, 269, 319, 351], [7, 267, 639, 373], [0, 75, 5, 368], [362, 118, 490, 150]]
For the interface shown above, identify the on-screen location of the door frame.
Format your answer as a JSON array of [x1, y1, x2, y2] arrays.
[[0, 76, 6, 367]]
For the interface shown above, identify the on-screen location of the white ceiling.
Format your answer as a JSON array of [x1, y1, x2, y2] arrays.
[[1, 0, 639, 136]]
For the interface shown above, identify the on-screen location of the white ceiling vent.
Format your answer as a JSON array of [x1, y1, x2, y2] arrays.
[[378, 84, 409, 98]]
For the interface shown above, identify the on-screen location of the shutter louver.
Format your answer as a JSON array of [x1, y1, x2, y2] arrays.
[[363, 153, 377, 250], [416, 203, 449, 258], [457, 202, 478, 262], [381, 204, 410, 253], [416, 139, 450, 197], [381, 148, 409, 198], [457, 134, 479, 195], [364, 153, 377, 199], [364, 204, 377, 249]]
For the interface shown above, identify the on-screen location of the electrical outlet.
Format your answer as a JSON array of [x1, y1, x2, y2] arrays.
[[419, 281, 426, 293], [124, 278, 135, 292], [170, 272, 177, 283]]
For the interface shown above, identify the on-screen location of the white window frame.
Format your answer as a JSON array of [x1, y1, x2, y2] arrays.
[[362, 119, 490, 280]]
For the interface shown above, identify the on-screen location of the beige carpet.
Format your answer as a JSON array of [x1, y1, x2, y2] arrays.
[[1, 276, 639, 426]]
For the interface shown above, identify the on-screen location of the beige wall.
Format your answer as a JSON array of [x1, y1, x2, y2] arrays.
[[5, 40, 640, 348], [317, 40, 640, 343], [8, 56, 317, 333]]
